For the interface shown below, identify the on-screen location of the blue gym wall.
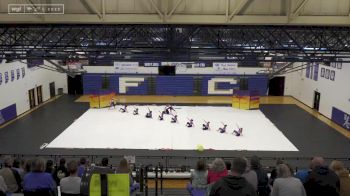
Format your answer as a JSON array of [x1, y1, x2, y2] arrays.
[[83, 74, 268, 96]]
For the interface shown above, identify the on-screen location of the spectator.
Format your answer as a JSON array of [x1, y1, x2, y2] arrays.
[[271, 164, 306, 196], [23, 158, 56, 194], [12, 158, 24, 180], [116, 158, 133, 186], [0, 176, 7, 196], [329, 160, 350, 196], [269, 159, 284, 186], [0, 156, 21, 193], [242, 157, 258, 191], [209, 157, 257, 196], [60, 160, 81, 195], [189, 159, 208, 189], [304, 157, 340, 196], [101, 157, 109, 167], [251, 155, 270, 196], [45, 160, 54, 174], [207, 158, 228, 184], [295, 168, 310, 184], [53, 158, 69, 185], [77, 158, 87, 177], [225, 161, 232, 175], [23, 159, 32, 176]]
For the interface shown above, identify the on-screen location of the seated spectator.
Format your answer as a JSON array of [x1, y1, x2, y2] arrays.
[[242, 157, 258, 191], [0, 156, 21, 193], [295, 168, 310, 184], [101, 157, 109, 167], [225, 161, 232, 175], [271, 164, 306, 196], [12, 158, 25, 180], [209, 157, 257, 196], [251, 155, 270, 196], [53, 158, 69, 185], [77, 158, 87, 177], [329, 160, 350, 196], [188, 159, 208, 190], [45, 160, 54, 174], [0, 176, 7, 196], [207, 158, 228, 184], [116, 158, 133, 186], [304, 157, 340, 196], [23, 158, 56, 194], [60, 160, 81, 195], [269, 159, 284, 186]]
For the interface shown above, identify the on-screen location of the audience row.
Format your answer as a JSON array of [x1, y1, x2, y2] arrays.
[[188, 156, 350, 196], [0, 156, 134, 196]]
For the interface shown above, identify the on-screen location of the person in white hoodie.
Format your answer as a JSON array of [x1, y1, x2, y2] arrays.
[[271, 164, 306, 196]]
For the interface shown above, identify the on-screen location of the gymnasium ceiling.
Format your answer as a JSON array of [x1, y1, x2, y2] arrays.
[[0, 0, 349, 25], [0, 0, 350, 68]]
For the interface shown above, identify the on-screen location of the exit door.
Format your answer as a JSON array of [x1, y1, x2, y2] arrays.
[[313, 91, 321, 111], [49, 82, 56, 98], [28, 89, 36, 109], [36, 85, 43, 105]]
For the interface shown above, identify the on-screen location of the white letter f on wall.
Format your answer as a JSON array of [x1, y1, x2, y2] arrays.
[[119, 77, 145, 94]]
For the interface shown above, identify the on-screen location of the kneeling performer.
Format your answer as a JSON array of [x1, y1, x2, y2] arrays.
[[186, 119, 194, 127], [145, 108, 152, 118], [218, 124, 227, 133], [171, 115, 178, 123], [202, 121, 210, 130], [133, 107, 139, 115]]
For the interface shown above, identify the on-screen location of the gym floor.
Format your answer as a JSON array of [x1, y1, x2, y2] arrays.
[[0, 95, 349, 160]]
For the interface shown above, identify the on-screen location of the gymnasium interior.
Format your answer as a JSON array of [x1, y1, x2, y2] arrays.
[[0, 0, 350, 196]]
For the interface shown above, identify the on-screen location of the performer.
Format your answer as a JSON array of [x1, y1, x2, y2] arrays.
[[218, 124, 227, 133], [145, 108, 152, 118], [158, 111, 164, 121], [186, 119, 194, 127], [119, 105, 127, 113], [233, 125, 243, 136], [171, 115, 178, 123], [109, 98, 116, 109], [133, 107, 139, 115], [164, 105, 175, 115], [202, 120, 210, 130]]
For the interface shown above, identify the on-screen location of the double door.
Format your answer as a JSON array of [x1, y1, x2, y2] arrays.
[[28, 85, 43, 109]]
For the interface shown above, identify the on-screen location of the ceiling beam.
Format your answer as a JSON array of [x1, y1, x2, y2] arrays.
[[80, 0, 103, 19], [28, 0, 45, 21], [2, 14, 350, 26], [228, 0, 249, 21], [226, 0, 229, 21], [292, 0, 309, 17], [149, 0, 164, 20], [167, 0, 183, 20], [102, 0, 106, 18]]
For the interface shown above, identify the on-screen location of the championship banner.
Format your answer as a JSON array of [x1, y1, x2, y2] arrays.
[[213, 62, 238, 74], [114, 62, 139, 73]]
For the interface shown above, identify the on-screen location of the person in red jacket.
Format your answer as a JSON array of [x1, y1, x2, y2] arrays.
[[207, 158, 228, 184]]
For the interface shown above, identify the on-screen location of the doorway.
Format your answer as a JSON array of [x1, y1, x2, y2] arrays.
[[36, 85, 43, 105], [28, 88, 36, 109], [49, 82, 56, 98], [268, 76, 285, 96], [313, 91, 321, 111], [67, 75, 83, 95]]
